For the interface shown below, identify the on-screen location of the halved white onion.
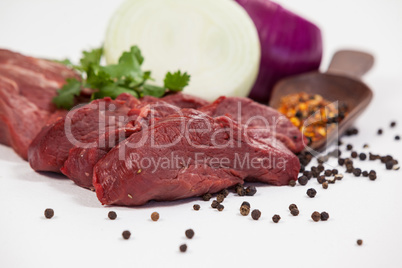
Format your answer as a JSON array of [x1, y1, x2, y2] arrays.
[[104, 0, 261, 101]]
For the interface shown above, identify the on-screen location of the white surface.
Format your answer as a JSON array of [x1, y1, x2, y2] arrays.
[[104, 0, 260, 101], [0, 0, 402, 267]]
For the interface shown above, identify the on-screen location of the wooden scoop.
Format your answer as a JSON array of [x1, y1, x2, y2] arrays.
[[269, 50, 374, 151]]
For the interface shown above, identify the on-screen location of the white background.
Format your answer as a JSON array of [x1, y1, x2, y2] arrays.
[[0, 0, 401, 267]]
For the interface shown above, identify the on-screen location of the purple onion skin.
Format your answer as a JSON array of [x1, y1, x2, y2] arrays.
[[236, 0, 323, 103]]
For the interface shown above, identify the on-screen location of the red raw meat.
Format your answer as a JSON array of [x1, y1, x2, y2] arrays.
[[93, 109, 300, 206], [0, 49, 79, 159], [199, 96, 307, 153]]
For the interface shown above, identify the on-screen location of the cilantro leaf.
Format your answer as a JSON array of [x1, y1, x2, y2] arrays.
[[142, 84, 166, 98], [91, 84, 139, 100], [52, 78, 82, 109], [79, 47, 103, 72], [164, 71, 190, 91]]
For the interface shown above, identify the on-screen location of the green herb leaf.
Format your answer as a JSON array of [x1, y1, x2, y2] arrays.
[[143, 84, 166, 98], [91, 84, 139, 100], [52, 78, 82, 109], [79, 47, 103, 72], [164, 71, 190, 91]]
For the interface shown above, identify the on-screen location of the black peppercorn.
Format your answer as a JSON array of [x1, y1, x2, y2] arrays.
[[353, 168, 362, 177], [216, 194, 225, 203], [211, 200, 219, 209], [241, 201, 250, 208], [220, 189, 229, 197], [44, 208, 54, 219], [217, 204, 224, 211], [193, 204, 200, 211], [251, 209, 261, 220], [362, 171, 369, 177], [317, 164, 325, 172], [179, 244, 187, 252], [108, 211, 117, 220], [317, 175, 326, 184], [122, 230, 131, 240], [391, 121, 396, 127], [351, 151, 358, 158], [386, 160, 394, 170], [322, 182, 328, 189], [289, 180, 296, 187], [338, 158, 345, 166], [378, 129, 383, 135], [202, 193, 212, 201], [359, 153, 367, 161], [324, 169, 332, 177], [245, 186, 257, 196], [236, 185, 245, 196], [395, 135, 400, 141], [320, 212, 329, 221], [151, 212, 160, 221], [272, 214, 281, 223], [185, 229, 194, 239], [289, 204, 298, 211], [346, 144, 353, 150], [357, 239, 363, 246], [363, 144, 369, 149], [298, 175, 308, 186], [307, 188, 317, 198], [311, 211, 321, 222], [290, 208, 299, 216], [332, 169, 338, 175]]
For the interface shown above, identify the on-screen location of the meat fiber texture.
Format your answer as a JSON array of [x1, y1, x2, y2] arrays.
[[199, 96, 307, 153], [141, 92, 209, 109], [28, 94, 141, 187], [0, 49, 79, 159], [93, 109, 300, 206]]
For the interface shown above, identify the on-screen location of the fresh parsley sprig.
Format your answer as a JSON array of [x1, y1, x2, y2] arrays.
[[53, 46, 190, 109]]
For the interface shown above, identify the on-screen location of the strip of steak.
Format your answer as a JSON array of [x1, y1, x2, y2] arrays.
[[0, 49, 79, 159], [141, 92, 209, 109], [28, 94, 140, 176], [93, 109, 300, 206], [199, 96, 306, 153]]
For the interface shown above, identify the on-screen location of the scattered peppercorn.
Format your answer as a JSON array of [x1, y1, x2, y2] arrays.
[[351, 151, 358, 158], [362, 171, 369, 177], [290, 208, 299, 216], [240, 205, 250, 216], [211, 200, 219, 209], [386, 160, 394, 170], [320, 212, 329, 221], [327, 178, 336, 184], [322, 182, 328, 189], [242, 201, 250, 208], [395, 135, 400, 140], [185, 229, 194, 239], [193, 204, 200, 211], [335, 174, 344, 180], [289, 180, 296, 187], [151, 212, 160, 222], [332, 169, 338, 175], [317, 175, 326, 184], [298, 175, 308, 186], [251, 209, 261, 220], [346, 144, 353, 151], [307, 188, 317, 198], [369, 173, 377, 181], [353, 168, 362, 177], [202, 193, 212, 201], [357, 239, 363, 246], [272, 214, 281, 223], [338, 158, 345, 166], [179, 244, 187, 252], [216, 194, 225, 203], [289, 204, 298, 211], [311, 211, 321, 222], [44, 208, 54, 219], [122, 230, 131, 240], [377, 129, 383, 135], [324, 170, 332, 177], [359, 153, 367, 161], [220, 189, 229, 197], [245, 186, 257, 196], [217, 204, 224, 211], [236, 184, 245, 196], [108, 211, 117, 220], [363, 144, 369, 149], [317, 164, 325, 172]]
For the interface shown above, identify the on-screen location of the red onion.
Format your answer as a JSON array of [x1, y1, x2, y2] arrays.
[[235, 0, 323, 103]]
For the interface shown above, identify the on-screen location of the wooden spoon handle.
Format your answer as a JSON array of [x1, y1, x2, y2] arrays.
[[326, 50, 374, 79]]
